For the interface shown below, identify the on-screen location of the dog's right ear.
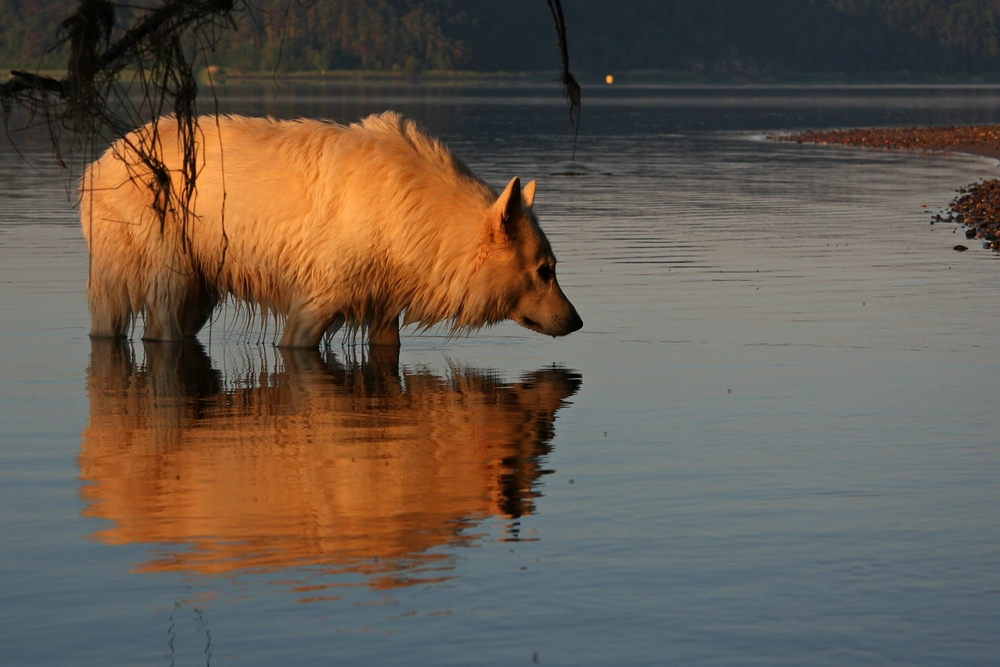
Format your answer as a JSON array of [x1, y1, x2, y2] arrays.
[[522, 180, 536, 210]]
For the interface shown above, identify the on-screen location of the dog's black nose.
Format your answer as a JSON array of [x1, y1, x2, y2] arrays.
[[564, 310, 583, 335]]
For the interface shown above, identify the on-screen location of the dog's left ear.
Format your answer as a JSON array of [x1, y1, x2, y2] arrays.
[[522, 180, 536, 210]]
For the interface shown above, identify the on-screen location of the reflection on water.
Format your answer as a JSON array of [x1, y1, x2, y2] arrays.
[[80, 340, 580, 589], [6, 85, 1000, 665]]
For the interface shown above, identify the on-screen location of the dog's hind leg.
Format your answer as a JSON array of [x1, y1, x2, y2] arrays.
[[142, 271, 207, 342], [87, 280, 133, 338], [85, 232, 135, 338]]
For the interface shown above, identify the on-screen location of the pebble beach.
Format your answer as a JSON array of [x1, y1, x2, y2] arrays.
[[777, 126, 1000, 250]]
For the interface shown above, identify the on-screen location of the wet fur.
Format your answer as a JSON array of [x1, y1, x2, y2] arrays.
[[81, 112, 582, 347]]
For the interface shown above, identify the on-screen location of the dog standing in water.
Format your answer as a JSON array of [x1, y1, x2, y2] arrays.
[[81, 112, 582, 348]]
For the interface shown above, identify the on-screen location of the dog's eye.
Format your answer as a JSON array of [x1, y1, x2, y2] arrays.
[[537, 265, 553, 282]]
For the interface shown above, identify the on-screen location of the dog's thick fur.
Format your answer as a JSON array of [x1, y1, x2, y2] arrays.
[[80, 112, 582, 347]]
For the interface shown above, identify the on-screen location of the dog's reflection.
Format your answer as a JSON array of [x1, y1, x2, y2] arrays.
[[80, 340, 581, 588]]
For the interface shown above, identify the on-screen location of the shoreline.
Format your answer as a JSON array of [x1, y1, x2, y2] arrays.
[[775, 126, 1000, 161], [777, 126, 1000, 250]]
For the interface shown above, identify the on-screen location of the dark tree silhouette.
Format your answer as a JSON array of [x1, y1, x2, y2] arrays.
[[0, 0, 579, 241]]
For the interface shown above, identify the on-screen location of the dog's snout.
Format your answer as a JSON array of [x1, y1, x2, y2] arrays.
[[550, 308, 582, 337]]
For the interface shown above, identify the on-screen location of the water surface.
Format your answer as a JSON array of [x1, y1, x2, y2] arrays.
[[2, 84, 999, 666]]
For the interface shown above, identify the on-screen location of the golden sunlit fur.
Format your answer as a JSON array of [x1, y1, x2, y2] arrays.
[[81, 112, 582, 347]]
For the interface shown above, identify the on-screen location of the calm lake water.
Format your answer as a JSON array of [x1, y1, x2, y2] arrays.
[[2, 84, 999, 666]]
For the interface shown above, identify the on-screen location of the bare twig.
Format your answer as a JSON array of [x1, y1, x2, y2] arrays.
[[546, 0, 581, 158]]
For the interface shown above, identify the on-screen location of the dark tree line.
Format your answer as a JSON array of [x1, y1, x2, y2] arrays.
[[461, 0, 1000, 78], [207, 0, 467, 73], [4, 0, 1000, 77]]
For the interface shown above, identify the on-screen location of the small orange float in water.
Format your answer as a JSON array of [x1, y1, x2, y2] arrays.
[[605, 74, 614, 84]]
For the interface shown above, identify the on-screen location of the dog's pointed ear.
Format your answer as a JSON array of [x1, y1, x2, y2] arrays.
[[522, 180, 536, 210], [494, 176, 522, 222]]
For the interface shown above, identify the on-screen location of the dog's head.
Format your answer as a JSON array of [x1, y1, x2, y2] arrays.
[[473, 177, 583, 337]]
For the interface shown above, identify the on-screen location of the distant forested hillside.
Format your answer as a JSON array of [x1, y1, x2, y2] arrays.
[[3, 0, 999, 78], [0, 0, 76, 69], [463, 0, 1000, 78]]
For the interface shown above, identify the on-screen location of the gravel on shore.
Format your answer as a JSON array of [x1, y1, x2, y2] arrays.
[[775, 125, 1000, 159], [931, 179, 1000, 250], [776, 125, 1000, 251]]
